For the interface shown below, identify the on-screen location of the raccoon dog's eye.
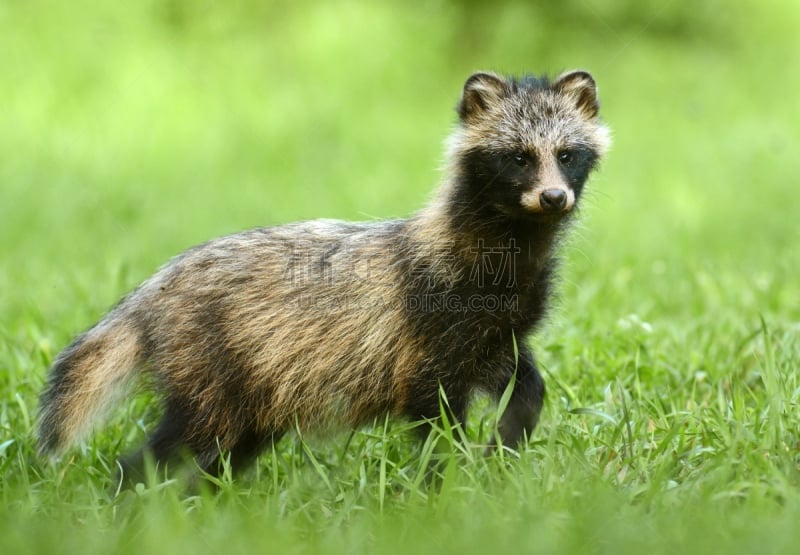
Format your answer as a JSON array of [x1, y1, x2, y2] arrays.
[[512, 154, 528, 167], [557, 149, 574, 165]]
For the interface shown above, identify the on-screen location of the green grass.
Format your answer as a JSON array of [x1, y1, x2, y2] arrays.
[[2, 1, 800, 553]]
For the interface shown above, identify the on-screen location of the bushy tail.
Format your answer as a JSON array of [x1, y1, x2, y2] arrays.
[[37, 315, 144, 457]]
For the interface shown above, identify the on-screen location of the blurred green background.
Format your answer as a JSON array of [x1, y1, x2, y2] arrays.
[[2, 0, 797, 340]]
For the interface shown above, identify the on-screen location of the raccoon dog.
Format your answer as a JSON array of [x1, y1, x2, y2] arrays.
[[38, 70, 610, 482]]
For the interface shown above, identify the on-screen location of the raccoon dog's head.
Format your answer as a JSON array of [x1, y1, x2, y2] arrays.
[[450, 70, 610, 219]]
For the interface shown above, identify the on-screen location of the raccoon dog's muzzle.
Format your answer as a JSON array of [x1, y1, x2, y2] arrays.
[[521, 185, 576, 214]]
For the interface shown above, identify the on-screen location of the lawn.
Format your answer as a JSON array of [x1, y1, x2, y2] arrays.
[[1, 1, 799, 553]]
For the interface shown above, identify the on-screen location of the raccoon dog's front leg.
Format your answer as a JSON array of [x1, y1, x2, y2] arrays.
[[494, 348, 546, 448]]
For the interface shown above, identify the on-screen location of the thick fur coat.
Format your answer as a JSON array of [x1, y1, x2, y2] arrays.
[[38, 70, 610, 480]]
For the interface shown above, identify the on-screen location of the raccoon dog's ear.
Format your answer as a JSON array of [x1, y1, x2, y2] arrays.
[[458, 72, 508, 122], [553, 70, 599, 119]]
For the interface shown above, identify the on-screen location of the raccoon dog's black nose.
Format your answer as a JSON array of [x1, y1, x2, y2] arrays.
[[540, 189, 567, 212]]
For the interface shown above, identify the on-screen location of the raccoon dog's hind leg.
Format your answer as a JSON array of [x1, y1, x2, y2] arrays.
[[116, 396, 284, 487], [114, 398, 195, 487]]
